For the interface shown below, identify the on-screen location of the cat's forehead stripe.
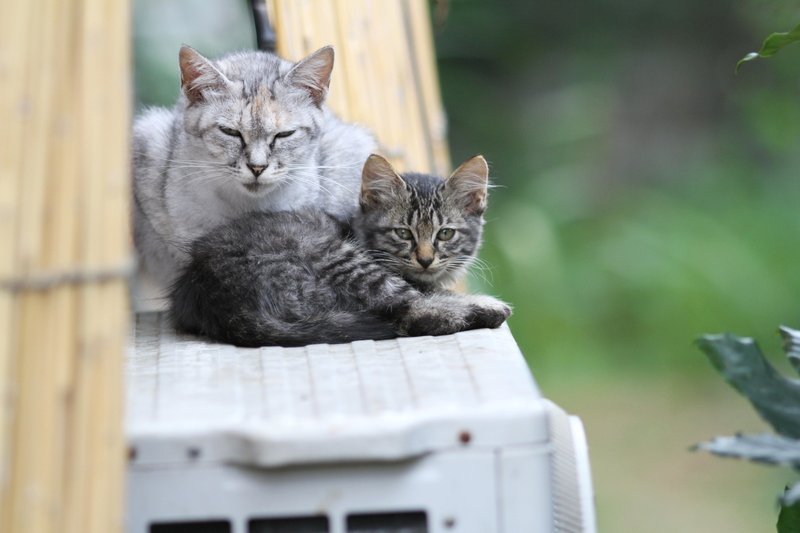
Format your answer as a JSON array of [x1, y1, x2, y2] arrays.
[[251, 85, 274, 118], [249, 92, 279, 135]]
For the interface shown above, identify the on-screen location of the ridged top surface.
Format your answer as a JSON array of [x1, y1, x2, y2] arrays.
[[127, 313, 546, 466]]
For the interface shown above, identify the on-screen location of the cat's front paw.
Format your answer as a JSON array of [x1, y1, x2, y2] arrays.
[[464, 295, 512, 330]]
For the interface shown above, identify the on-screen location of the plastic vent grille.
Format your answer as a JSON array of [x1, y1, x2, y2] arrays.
[[346, 511, 428, 532], [249, 516, 329, 532], [547, 401, 583, 532], [150, 521, 231, 533]]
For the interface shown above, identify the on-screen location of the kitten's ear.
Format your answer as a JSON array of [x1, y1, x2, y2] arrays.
[[446, 155, 489, 215], [287, 46, 334, 107], [360, 154, 406, 210], [179, 45, 229, 105]]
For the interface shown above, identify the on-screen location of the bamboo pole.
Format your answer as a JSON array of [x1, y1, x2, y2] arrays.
[[0, 0, 131, 532], [267, 0, 450, 174], [403, 0, 452, 176]]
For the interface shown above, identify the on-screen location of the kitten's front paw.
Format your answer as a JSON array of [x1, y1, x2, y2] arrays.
[[464, 295, 512, 330], [397, 294, 511, 337], [399, 311, 465, 337]]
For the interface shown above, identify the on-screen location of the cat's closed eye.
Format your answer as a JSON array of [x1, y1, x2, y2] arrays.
[[437, 228, 455, 241], [219, 126, 242, 138], [274, 130, 296, 139]]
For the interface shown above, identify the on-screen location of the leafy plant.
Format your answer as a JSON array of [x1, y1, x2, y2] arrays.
[[692, 21, 800, 531], [695, 327, 800, 531]]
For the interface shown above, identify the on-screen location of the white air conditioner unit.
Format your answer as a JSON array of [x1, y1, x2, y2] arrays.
[[126, 313, 596, 533]]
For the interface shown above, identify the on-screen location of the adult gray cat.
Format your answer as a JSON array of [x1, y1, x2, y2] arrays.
[[169, 155, 510, 346], [133, 44, 375, 294]]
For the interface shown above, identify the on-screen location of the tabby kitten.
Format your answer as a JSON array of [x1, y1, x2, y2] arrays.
[[356, 154, 489, 292], [169, 155, 509, 347], [133, 44, 375, 295]]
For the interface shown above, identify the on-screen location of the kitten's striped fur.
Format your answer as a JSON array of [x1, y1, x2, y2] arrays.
[[169, 156, 510, 346]]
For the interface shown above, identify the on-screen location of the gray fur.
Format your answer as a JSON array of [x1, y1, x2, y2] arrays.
[[133, 45, 376, 291], [169, 156, 510, 346]]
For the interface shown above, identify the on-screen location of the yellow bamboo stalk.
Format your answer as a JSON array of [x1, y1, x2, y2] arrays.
[[0, 0, 25, 515], [379, 0, 431, 172], [0, 0, 130, 532], [404, 0, 452, 175]]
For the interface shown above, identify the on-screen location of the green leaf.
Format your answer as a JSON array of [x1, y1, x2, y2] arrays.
[[780, 326, 800, 375], [696, 334, 800, 438], [737, 22, 800, 72], [778, 488, 800, 533], [694, 433, 800, 468]]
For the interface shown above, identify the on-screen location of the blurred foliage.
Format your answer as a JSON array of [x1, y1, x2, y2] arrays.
[[435, 0, 800, 381]]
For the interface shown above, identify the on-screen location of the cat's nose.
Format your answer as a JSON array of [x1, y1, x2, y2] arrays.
[[247, 164, 266, 177], [417, 256, 434, 269]]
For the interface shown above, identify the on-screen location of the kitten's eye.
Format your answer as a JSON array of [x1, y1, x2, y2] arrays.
[[219, 126, 242, 137], [394, 228, 414, 240], [437, 228, 456, 241], [274, 130, 296, 139]]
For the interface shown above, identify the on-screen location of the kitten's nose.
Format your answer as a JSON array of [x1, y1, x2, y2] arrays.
[[417, 256, 434, 269], [247, 164, 266, 177]]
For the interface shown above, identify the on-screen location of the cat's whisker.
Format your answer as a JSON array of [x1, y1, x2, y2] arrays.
[[180, 172, 236, 186], [286, 169, 355, 194], [284, 172, 352, 198], [282, 162, 364, 171], [282, 173, 332, 196], [133, 155, 234, 168], [165, 165, 231, 176], [179, 168, 232, 180]]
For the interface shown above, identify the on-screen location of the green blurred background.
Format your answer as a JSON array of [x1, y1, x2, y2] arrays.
[[134, 1, 800, 530]]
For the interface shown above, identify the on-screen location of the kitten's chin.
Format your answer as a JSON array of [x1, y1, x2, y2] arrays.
[[405, 264, 467, 289], [404, 268, 451, 288]]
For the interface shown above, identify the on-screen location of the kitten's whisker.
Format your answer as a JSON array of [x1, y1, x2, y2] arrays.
[[448, 255, 494, 285]]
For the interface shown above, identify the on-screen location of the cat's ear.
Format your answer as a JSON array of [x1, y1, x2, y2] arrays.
[[446, 155, 489, 215], [361, 154, 406, 210], [179, 45, 230, 105], [287, 46, 334, 107]]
